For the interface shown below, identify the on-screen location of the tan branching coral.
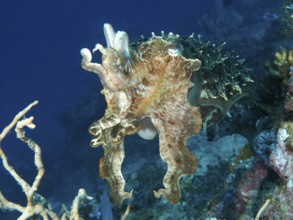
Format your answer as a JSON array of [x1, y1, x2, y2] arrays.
[[0, 101, 93, 220], [81, 23, 252, 204], [264, 47, 293, 79], [0, 101, 58, 220]]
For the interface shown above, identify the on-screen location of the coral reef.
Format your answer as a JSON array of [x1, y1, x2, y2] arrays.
[[261, 68, 293, 218], [281, 0, 293, 38], [234, 162, 268, 219], [131, 162, 164, 208], [264, 47, 293, 80], [284, 66, 293, 115], [253, 131, 276, 165], [262, 125, 293, 219], [80, 23, 252, 205], [252, 57, 293, 219]]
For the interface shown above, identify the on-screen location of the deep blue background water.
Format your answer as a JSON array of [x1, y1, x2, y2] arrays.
[[0, 0, 213, 139], [0, 0, 213, 122], [0, 0, 214, 218]]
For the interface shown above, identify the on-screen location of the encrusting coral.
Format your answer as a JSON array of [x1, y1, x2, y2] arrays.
[[80, 23, 253, 204]]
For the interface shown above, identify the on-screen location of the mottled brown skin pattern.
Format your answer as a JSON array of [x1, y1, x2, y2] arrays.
[[130, 38, 202, 203], [82, 34, 202, 204]]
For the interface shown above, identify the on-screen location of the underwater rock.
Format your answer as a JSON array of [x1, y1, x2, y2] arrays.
[[262, 125, 293, 219], [253, 130, 276, 165], [189, 133, 249, 175], [261, 67, 293, 219], [235, 162, 268, 219]]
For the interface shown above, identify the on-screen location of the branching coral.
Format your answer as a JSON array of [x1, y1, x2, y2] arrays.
[[264, 47, 293, 80], [0, 101, 54, 220], [81, 23, 253, 205], [0, 101, 93, 220]]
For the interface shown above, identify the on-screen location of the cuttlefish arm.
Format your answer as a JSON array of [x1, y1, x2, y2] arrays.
[[99, 140, 133, 205], [151, 97, 202, 203], [80, 23, 133, 91]]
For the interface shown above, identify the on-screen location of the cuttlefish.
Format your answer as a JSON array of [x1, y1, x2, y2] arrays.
[[80, 23, 253, 204]]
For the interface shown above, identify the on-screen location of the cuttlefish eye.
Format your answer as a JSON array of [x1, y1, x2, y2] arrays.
[[167, 43, 183, 56]]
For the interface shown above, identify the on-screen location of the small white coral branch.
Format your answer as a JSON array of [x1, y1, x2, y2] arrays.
[[0, 100, 38, 142], [255, 199, 270, 220], [121, 203, 131, 220], [70, 188, 93, 220]]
